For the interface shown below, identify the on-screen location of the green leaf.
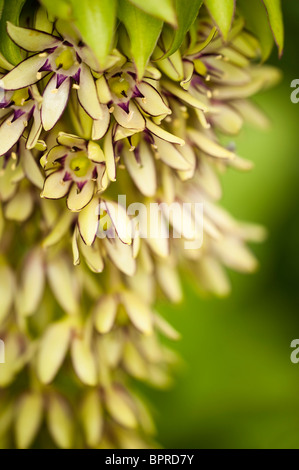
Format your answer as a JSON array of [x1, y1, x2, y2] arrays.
[[204, 0, 235, 40], [261, 0, 284, 57], [71, 0, 117, 69], [41, 0, 117, 68], [39, 0, 72, 21], [163, 0, 203, 58], [128, 0, 177, 26], [238, 0, 274, 62], [118, 0, 163, 79], [0, 0, 26, 65]]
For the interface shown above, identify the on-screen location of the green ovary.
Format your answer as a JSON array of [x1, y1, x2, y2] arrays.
[[55, 48, 76, 71], [12, 88, 29, 106], [70, 152, 91, 178], [109, 74, 131, 99]]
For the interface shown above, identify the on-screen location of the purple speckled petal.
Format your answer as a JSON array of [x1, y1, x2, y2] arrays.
[[56, 74, 68, 88], [117, 101, 130, 114], [11, 108, 26, 122], [77, 180, 87, 191], [72, 68, 81, 84], [38, 59, 52, 73], [63, 171, 72, 182]]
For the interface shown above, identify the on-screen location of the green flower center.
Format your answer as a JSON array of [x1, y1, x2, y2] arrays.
[[12, 88, 29, 106], [55, 47, 76, 71], [109, 74, 131, 99], [69, 152, 91, 177]]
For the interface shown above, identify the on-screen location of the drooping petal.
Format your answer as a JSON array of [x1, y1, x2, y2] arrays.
[[0, 114, 26, 156], [77, 64, 103, 119], [5, 189, 34, 222], [135, 82, 171, 116], [71, 337, 97, 386], [103, 200, 132, 245], [22, 146, 44, 189], [103, 237, 136, 276], [47, 256, 79, 314], [47, 395, 73, 449], [1, 54, 49, 90], [41, 170, 71, 199], [67, 180, 94, 212], [37, 321, 71, 384], [78, 197, 100, 246], [15, 394, 44, 449], [27, 106, 43, 149], [103, 125, 116, 182], [79, 238, 104, 273], [91, 105, 110, 140], [113, 101, 145, 131], [93, 295, 118, 334], [145, 118, 185, 146], [7, 22, 60, 51], [41, 75, 71, 131], [18, 248, 45, 317], [123, 141, 157, 197], [188, 129, 236, 160], [154, 136, 191, 171], [121, 291, 153, 335]]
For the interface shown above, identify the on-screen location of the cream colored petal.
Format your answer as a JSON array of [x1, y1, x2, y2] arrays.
[[123, 140, 157, 197], [42, 210, 74, 248], [113, 101, 145, 131], [15, 394, 43, 449], [37, 321, 71, 384], [47, 395, 73, 449], [104, 199, 132, 245], [92, 106, 110, 140], [210, 103, 243, 135], [78, 197, 100, 246], [1, 54, 49, 90], [5, 190, 33, 222], [93, 295, 118, 334], [26, 106, 43, 150], [121, 290, 153, 335], [57, 132, 86, 148], [154, 136, 191, 171], [80, 390, 103, 448], [71, 336, 97, 386], [0, 264, 14, 323], [87, 141, 105, 163], [161, 79, 209, 112], [41, 75, 71, 131], [96, 76, 111, 104], [146, 118, 185, 145], [154, 313, 181, 340], [0, 115, 26, 156], [103, 125, 116, 182], [104, 237, 136, 276], [67, 180, 95, 212], [22, 146, 44, 189], [7, 22, 59, 51], [105, 386, 137, 429], [18, 248, 45, 317], [41, 170, 71, 199], [156, 262, 182, 303], [47, 256, 79, 314], [188, 129, 235, 160], [197, 256, 231, 297], [77, 64, 103, 119], [135, 82, 171, 116], [79, 237, 104, 273]]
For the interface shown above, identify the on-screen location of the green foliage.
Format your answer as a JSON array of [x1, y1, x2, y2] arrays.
[[204, 0, 235, 40], [162, 0, 203, 58], [262, 0, 284, 57], [0, 0, 26, 65], [238, 0, 274, 62], [118, 0, 163, 79], [127, 0, 177, 26]]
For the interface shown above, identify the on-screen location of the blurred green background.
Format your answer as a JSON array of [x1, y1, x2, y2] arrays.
[[146, 2, 299, 449]]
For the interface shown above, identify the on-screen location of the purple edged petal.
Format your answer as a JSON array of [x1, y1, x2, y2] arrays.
[[41, 75, 71, 131]]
